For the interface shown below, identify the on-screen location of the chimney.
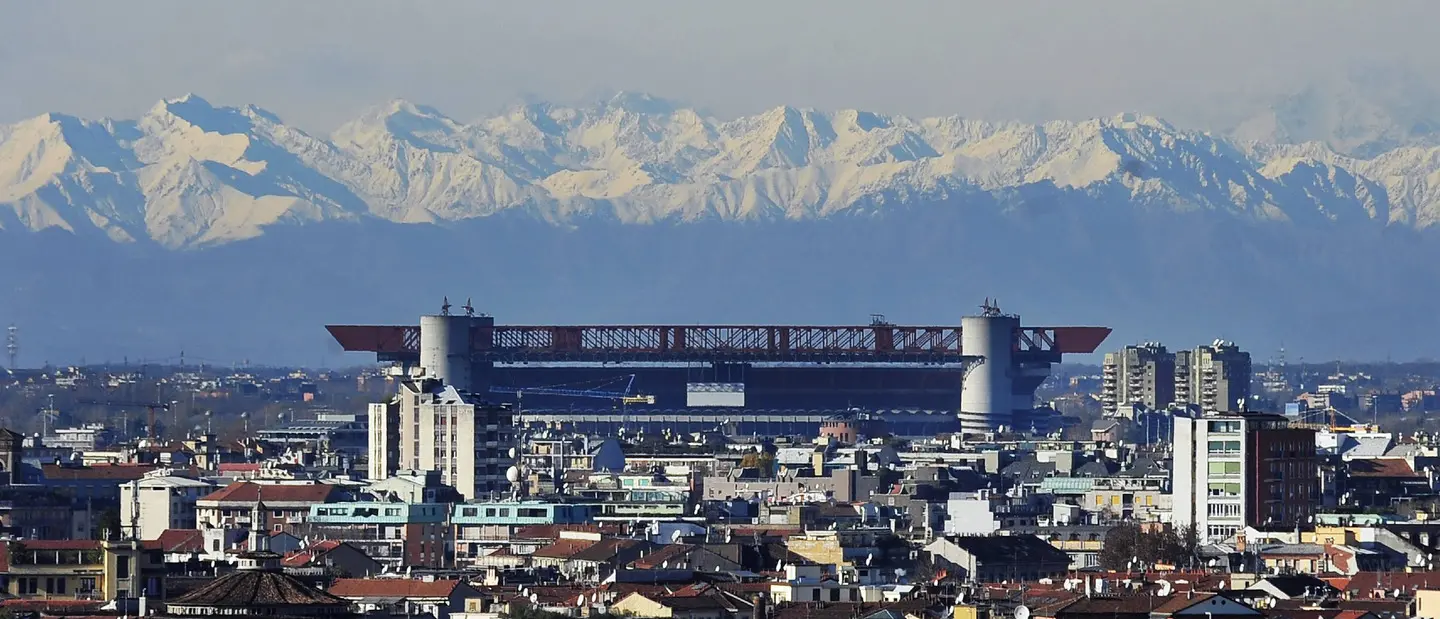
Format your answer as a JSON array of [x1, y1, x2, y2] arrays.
[[1236, 532, 1247, 553], [812, 448, 826, 474]]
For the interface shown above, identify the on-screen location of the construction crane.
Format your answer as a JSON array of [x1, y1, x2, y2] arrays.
[[80, 399, 172, 440], [488, 374, 656, 407]]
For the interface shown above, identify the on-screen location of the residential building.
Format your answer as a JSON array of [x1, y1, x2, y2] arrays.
[[923, 535, 1072, 583], [1101, 343, 1175, 417], [302, 502, 451, 568], [195, 482, 344, 533], [451, 500, 594, 566], [3, 539, 166, 603], [370, 379, 516, 501], [366, 470, 464, 504], [1175, 341, 1252, 412], [120, 470, 215, 541], [45, 424, 114, 452], [255, 410, 367, 455], [39, 462, 162, 507], [281, 540, 384, 579], [612, 589, 756, 619], [1172, 412, 1318, 543]]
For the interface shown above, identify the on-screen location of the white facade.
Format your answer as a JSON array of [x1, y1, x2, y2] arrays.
[[368, 400, 398, 481], [120, 471, 215, 540], [959, 314, 1018, 433], [368, 314, 516, 499], [943, 491, 1000, 536], [419, 314, 474, 390], [387, 381, 513, 501], [45, 424, 112, 452], [1173, 415, 1247, 543]]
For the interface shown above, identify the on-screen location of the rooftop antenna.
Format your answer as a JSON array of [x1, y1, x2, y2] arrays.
[[463, 298, 475, 317], [441, 296, 452, 316], [980, 298, 1002, 317], [6, 324, 16, 369]]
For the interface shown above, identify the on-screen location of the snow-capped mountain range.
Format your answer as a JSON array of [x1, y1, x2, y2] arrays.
[[6, 92, 1440, 249]]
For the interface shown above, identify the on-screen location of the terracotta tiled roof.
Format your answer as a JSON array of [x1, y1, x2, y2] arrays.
[[220, 463, 262, 472], [570, 538, 647, 564], [1348, 459, 1423, 478], [531, 538, 599, 560], [199, 482, 340, 503], [154, 529, 206, 554], [328, 578, 465, 599], [631, 544, 696, 569], [40, 463, 160, 481], [1343, 571, 1440, 593], [1151, 593, 1219, 614], [281, 540, 346, 567]]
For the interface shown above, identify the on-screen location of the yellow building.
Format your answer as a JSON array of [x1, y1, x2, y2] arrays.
[[4, 539, 165, 602]]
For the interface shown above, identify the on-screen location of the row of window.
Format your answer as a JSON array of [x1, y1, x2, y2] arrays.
[[13, 576, 98, 596]]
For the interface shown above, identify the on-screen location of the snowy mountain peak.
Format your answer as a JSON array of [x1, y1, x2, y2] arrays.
[[5, 92, 1440, 248]]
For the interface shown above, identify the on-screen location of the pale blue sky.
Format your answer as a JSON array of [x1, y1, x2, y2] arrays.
[[1, 1, 1437, 131]]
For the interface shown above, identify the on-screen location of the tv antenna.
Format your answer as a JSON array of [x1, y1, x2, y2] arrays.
[[980, 298, 1003, 317], [463, 298, 475, 317], [440, 296, 452, 316]]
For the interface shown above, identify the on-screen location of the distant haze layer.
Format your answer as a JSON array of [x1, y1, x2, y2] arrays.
[[2, 93, 1439, 364]]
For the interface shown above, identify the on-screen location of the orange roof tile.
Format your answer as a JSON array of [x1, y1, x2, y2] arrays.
[[328, 578, 466, 599], [199, 481, 340, 503]]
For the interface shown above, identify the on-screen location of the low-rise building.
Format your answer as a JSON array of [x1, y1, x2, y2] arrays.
[[120, 470, 215, 541], [195, 482, 344, 533], [2, 539, 166, 603], [302, 502, 450, 568], [923, 535, 1071, 583]]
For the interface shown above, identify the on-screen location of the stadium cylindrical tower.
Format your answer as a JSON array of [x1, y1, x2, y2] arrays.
[[420, 315, 473, 391], [959, 313, 1019, 433]]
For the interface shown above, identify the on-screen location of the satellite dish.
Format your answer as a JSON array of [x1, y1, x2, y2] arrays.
[[576, 595, 585, 608], [1157, 580, 1173, 597], [506, 466, 522, 483], [1015, 606, 1031, 619], [530, 593, 538, 605], [672, 530, 684, 543], [508, 447, 518, 459]]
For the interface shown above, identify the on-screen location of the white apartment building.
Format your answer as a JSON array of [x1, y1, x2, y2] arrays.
[[120, 469, 216, 540], [1173, 412, 1317, 544], [370, 379, 514, 501]]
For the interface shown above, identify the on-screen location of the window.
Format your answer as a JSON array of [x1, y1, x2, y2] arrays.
[[55, 578, 66, 594], [1208, 461, 1242, 475], [118, 556, 131, 579], [1207, 440, 1241, 454], [812, 589, 821, 602], [79, 578, 96, 594], [830, 589, 841, 602]]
